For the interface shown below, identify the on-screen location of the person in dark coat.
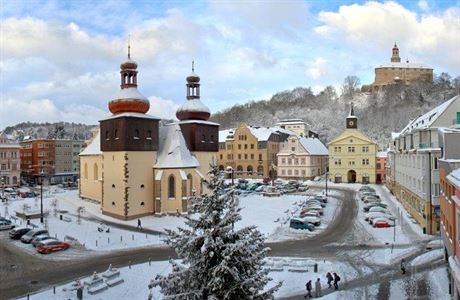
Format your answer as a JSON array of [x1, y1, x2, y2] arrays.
[[333, 272, 340, 290], [137, 218, 142, 230], [305, 280, 313, 298], [326, 272, 333, 288], [401, 258, 406, 274]]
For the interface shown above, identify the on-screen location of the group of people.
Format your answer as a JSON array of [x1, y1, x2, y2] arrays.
[[305, 272, 341, 298]]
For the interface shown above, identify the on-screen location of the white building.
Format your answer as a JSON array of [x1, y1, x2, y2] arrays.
[[277, 135, 328, 180], [275, 119, 318, 138], [389, 95, 460, 234]]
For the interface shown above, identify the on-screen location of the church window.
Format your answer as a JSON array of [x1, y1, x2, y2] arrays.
[[140, 202, 145, 206], [146, 130, 152, 140], [105, 130, 109, 140], [201, 134, 206, 143], [114, 129, 119, 140], [134, 129, 140, 139], [210, 135, 214, 143], [140, 184, 144, 188], [84, 163, 88, 179], [112, 184, 115, 188], [168, 175, 176, 198], [93, 163, 98, 180]]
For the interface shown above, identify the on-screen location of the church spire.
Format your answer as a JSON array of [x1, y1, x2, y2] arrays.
[[346, 102, 357, 129], [391, 42, 401, 63], [127, 35, 131, 59]]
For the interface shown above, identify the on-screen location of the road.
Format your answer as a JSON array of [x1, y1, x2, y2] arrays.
[[0, 186, 441, 299]]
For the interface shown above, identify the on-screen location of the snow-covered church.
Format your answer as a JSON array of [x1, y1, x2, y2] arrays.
[[79, 51, 219, 220]]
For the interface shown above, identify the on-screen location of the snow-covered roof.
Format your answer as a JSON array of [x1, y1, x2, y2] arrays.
[[271, 126, 295, 136], [219, 129, 234, 142], [100, 112, 160, 121], [447, 168, 460, 190], [248, 127, 277, 141], [298, 137, 328, 155], [113, 87, 148, 101], [276, 119, 306, 125], [377, 62, 432, 69], [0, 143, 20, 149], [175, 120, 219, 126], [176, 99, 210, 113], [397, 95, 458, 137], [154, 124, 199, 169], [377, 151, 388, 158], [79, 131, 102, 156]]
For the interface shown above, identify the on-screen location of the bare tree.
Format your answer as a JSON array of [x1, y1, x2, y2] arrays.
[[341, 75, 361, 98]]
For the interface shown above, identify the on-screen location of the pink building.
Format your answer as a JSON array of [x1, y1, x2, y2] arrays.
[[376, 151, 387, 184], [277, 135, 328, 180], [0, 132, 21, 187]]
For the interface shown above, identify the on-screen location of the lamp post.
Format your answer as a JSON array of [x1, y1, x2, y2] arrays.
[[325, 171, 329, 197], [40, 169, 44, 223]]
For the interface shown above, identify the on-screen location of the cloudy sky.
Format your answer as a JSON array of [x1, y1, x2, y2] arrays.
[[1, 0, 459, 128]]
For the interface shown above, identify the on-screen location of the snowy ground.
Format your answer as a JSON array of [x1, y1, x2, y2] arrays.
[[18, 257, 359, 300]]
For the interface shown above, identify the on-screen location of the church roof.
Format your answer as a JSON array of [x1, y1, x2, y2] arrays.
[[79, 131, 102, 156], [154, 124, 199, 169]]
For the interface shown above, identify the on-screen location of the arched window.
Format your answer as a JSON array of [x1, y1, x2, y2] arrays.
[[12, 176, 17, 185], [219, 165, 225, 171], [134, 129, 140, 139], [201, 134, 206, 143], [93, 163, 98, 180], [146, 130, 152, 140], [105, 130, 109, 140], [114, 129, 118, 139], [210, 135, 214, 143], [257, 165, 264, 175], [84, 163, 88, 179], [247, 165, 253, 175], [187, 174, 193, 196], [168, 175, 175, 198], [237, 165, 243, 175]]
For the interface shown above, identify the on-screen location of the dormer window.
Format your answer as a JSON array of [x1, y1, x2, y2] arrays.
[[201, 134, 206, 143]]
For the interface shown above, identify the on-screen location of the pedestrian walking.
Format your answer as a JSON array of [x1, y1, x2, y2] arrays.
[[333, 272, 340, 290], [401, 258, 406, 274], [137, 218, 142, 230], [315, 278, 322, 297], [326, 272, 333, 288], [305, 280, 312, 298]]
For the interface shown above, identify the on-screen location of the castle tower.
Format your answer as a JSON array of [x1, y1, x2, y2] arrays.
[[391, 43, 401, 63], [99, 45, 160, 220], [176, 62, 219, 175]]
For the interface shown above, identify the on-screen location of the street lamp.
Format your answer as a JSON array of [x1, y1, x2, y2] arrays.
[[40, 169, 44, 223], [325, 171, 329, 197]]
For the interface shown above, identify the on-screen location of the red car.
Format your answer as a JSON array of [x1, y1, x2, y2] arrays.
[[37, 239, 70, 254], [373, 218, 394, 228]]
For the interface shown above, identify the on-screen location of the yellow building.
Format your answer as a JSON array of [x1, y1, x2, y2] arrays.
[[328, 104, 377, 184], [217, 123, 290, 178], [362, 43, 433, 92], [79, 53, 218, 220]]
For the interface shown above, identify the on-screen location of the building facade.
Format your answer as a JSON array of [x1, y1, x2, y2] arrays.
[[376, 151, 387, 184], [362, 44, 433, 92], [79, 53, 218, 220], [277, 135, 328, 180], [275, 119, 318, 138], [218, 123, 290, 179], [389, 95, 460, 234], [20, 139, 84, 184], [0, 132, 21, 187], [328, 104, 377, 184]]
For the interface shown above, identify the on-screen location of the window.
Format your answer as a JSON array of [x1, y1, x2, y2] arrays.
[[301, 158, 305, 164], [288, 158, 292, 165], [257, 165, 264, 175], [93, 163, 98, 180], [362, 159, 369, 165], [244, 154, 248, 159], [349, 160, 355, 166], [220, 154, 223, 160], [259, 154, 262, 160], [210, 135, 214, 143], [291, 147, 295, 151], [457, 112, 460, 125], [362, 146, 369, 152], [251, 154, 254, 159], [247, 165, 253, 174], [114, 129, 118, 139], [84, 163, 88, 179], [105, 130, 110, 140], [134, 129, 140, 139], [201, 134, 206, 143], [348, 147, 355, 153], [294, 158, 299, 165], [168, 175, 175, 198], [251, 144, 254, 149], [141, 202, 145, 206], [281, 158, 286, 164], [238, 145, 242, 150], [140, 184, 144, 188], [238, 154, 241, 159], [244, 144, 248, 149], [112, 184, 115, 188]]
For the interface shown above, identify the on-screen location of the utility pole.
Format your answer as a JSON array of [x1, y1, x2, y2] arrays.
[[40, 169, 44, 223], [325, 171, 328, 197]]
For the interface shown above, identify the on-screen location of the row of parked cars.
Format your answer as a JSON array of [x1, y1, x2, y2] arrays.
[[359, 186, 395, 228], [234, 179, 308, 195], [0, 217, 70, 254], [289, 194, 328, 231]]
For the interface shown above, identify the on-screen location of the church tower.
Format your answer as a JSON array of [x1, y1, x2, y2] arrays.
[[346, 102, 358, 129], [391, 43, 401, 63], [99, 45, 160, 220], [176, 62, 219, 175]]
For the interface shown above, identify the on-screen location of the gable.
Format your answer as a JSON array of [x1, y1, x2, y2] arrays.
[[328, 129, 376, 146]]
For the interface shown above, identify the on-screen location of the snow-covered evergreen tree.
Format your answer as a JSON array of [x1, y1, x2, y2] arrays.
[[151, 164, 281, 299]]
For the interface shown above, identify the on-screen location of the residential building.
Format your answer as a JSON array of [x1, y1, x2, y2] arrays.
[[277, 135, 328, 180], [218, 123, 290, 179], [328, 104, 377, 184], [390, 95, 460, 234], [20, 139, 84, 184], [79, 53, 218, 220], [275, 119, 318, 138], [362, 43, 433, 92], [0, 132, 21, 187], [376, 151, 387, 184]]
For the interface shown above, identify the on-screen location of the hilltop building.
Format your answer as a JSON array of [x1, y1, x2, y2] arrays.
[[277, 135, 328, 180], [362, 43, 433, 92], [0, 132, 21, 187], [275, 119, 318, 138], [328, 104, 377, 184], [217, 123, 291, 179], [79, 51, 218, 220], [387, 95, 460, 234]]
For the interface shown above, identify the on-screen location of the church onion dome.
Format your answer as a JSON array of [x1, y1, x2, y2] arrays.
[[109, 87, 150, 114], [186, 71, 200, 83], [120, 58, 138, 70], [176, 99, 211, 121]]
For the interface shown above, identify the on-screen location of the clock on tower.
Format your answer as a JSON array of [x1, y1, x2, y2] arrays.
[[346, 103, 358, 129]]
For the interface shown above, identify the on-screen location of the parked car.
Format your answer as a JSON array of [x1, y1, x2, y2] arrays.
[[31, 235, 56, 247], [9, 227, 32, 239], [305, 199, 326, 208], [283, 185, 297, 193], [21, 229, 49, 243], [313, 195, 328, 203], [359, 186, 375, 193], [363, 196, 381, 204], [0, 221, 15, 231], [365, 211, 394, 221], [363, 203, 388, 212], [36, 239, 70, 254], [300, 216, 321, 226], [289, 219, 315, 231], [369, 214, 395, 225], [300, 210, 321, 218], [368, 206, 389, 214], [373, 218, 395, 228], [303, 205, 324, 216], [360, 192, 378, 200], [288, 180, 300, 188]]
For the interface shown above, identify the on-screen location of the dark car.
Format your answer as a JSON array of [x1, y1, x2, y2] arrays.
[[21, 229, 49, 243], [9, 227, 32, 239]]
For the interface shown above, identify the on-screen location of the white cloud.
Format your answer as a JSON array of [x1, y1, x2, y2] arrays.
[[147, 96, 180, 120], [315, 1, 460, 72], [307, 57, 329, 80], [418, 0, 429, 11]]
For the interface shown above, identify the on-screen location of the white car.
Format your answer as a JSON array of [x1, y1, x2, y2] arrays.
[[0, 221, 15, 231], [368, 206, 388, 214], [300, 216, 321, 226], [301, 211, 320, 218], [365, 211, 394, 221], [368, 213, 396, 224]]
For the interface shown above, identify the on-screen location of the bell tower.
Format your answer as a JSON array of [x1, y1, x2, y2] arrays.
[[391, 43, 401, 63], [346, 102, 358, 129]]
